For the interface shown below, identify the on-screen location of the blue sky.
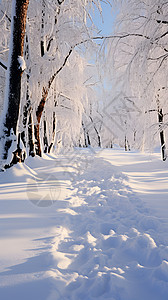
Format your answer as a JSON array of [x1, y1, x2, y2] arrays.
[[91, 1, 115, 36]]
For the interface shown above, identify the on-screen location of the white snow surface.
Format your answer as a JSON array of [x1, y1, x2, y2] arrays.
[[17, 56, 26, 71], [0, 148, 168, 300]]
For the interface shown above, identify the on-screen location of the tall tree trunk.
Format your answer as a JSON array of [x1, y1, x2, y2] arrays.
[[82, 121, 88, 147], [43, 112, 48, 153], [89, 116, 101, 147], [0, 0, 29, 168], [34, 87, 47, 156], [28, 112, 35, 157], [158, 109, 166, 161], [41, 0, 45, 57], [21, 72, 31, 147], [156, 89, 167, 161], [124, 135, 130, 151], [20, 32, 35, 156], [48, 111, 57, 153]]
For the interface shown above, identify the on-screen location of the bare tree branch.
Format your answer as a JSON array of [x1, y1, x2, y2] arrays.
[[0, 59, 7, 70]]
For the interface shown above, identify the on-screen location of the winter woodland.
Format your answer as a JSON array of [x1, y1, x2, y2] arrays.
[[0, 0, 168, 168], [0, 1, 168, 299]]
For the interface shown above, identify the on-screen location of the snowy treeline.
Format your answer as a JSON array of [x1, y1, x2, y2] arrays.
[[0, 0, 168, 169], [0, 0, 103, 168], [101, 0, 168, 158], [79, 0, 168, 159]]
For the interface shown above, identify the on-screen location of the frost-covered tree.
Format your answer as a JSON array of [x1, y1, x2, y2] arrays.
[[0, 0, 106, 168], [103, 0, 168, 159], [25, 0, 100, 156], [0, 0, 29, 168]]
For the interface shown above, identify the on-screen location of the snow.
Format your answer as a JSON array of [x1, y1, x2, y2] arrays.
[[17, 56, 26, 71], [0, 148, 168, 299]]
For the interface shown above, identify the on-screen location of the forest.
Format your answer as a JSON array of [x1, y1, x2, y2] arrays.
[[0, 1, 168, 300], [0, 0, 167, 170]]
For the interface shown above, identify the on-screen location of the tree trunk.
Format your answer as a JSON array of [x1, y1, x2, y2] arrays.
[[0, 0, 29, 168], [124, 135, 130, 151], [28, 112, 35, 157], [41, 0, 45, 57], [48, 111, 56, 153], [34, 87, 48, 156], [82, 121, 88, 147], [156, 90, 166, 161], [158, 109, 166, 161], [20, 32, 33, 152], [87, 131, 91, 146], [89, 116, 101, 147], [43, 113, 48, 153]]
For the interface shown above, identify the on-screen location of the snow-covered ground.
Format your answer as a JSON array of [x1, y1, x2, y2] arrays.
[[0, 148, 168, 300]]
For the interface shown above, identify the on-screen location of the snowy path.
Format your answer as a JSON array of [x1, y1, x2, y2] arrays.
[[99, 150, 168, 219], [0, 149, 168, 299]]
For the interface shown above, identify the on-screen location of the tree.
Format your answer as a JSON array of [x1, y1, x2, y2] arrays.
[[103, 0, 168, 159], [0, 0, 105, 168], [22, 0, 103, 156], [0, 0, 29, 168], [0, 0, 117, 168]]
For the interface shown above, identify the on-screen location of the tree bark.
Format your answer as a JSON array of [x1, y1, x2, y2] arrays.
[[20, 32, 34, 155], [156, 89, 167, 161], [28, 112, 35, 157], [41, 0, 45, 57], [34, 87, 47, 156], [82, 121, 88, 147], [1, 0, 29, 167], [89, 116, 101, 147], [158, 109, 166, 161], [43, 112, 49, 153], [48, 111, 56, 153]]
